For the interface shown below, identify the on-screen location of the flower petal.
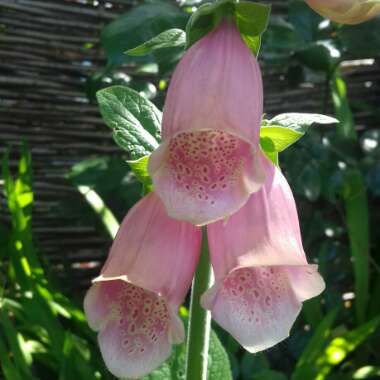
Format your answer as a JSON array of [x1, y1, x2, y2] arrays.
[[149, 137, 265, 225], [150, 20, 265, 225], [201, 267, 302, 353], [99, 321, 170, 379], [204, 159, 325, 351], [84, 281, 123, 331], [96, 192, 202, 306], [161, 20, 263, 145], [92, 280, 173, 379], [207, 158, 308, 279], [286, 264, 326, 302], [84, 193, 201, 378]]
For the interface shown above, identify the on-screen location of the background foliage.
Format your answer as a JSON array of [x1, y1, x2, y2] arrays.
[[1, 0, 380, 379]]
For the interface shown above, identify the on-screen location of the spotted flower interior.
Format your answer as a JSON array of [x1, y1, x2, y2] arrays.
[[110, 282, 170, 356], [150, 129, 264, 225], [85, 280, 173, 379], [168, 130, 252, 205], [202, 266, 302, 353]]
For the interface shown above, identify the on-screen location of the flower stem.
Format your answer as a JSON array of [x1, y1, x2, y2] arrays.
[[185, 227, 212, 380]]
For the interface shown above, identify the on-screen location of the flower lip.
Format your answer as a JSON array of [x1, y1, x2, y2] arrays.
[[84, 279, 185, 379], [149, 129, 266, 226], [86, 278, 176, 336], [148, 126, 262, 183], [92, 274, 187, 340], [201, 264, 324, 353]]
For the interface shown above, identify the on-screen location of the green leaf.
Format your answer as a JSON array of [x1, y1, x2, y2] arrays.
[[66, 156, 142, 222], [313, 316, 380, 380], [331, 70, 356, 140], [2, 144, 42, 288], [293, 308, 338, 380], [59, 332, 95, 380], [331, 71, 369, 324], [127, 155, 153, 194], [0, 334, 25, 380], [262, 150, 279, 166], [241, 352, 269, 380], [1, 147, 109, 379], [234, 2, 271, 56], [96, 86, 162, 159], [17, 192, 33, 208], [126, 29, 186, 57], [139, 362, 171, 380], [186, 0, 271, 56], [0, 311, 35, 379], [263, 113, 338, 134], [77, 185, 119, 239], [101, 1, 187, 66], [260, 127, 303, 153], [342, 169, 369, 323], [185, 0, 234, 49], [295, 40, 340, 72], [253, 370, 287, 380], [260, 113, 338, 163], [207, 330, 233, 380], [294, 313, 380, 380], [135, 329, 232, 380], [18, 287, 66, 359]]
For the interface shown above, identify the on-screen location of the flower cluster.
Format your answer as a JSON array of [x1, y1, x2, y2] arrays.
[[84, 20, 325, 379]]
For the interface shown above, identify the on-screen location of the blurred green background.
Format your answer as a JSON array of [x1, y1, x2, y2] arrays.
[[0, 0, 380, 379]]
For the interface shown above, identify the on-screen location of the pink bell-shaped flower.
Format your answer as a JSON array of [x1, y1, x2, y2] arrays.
[[149, 20, 266, 226], [84, 193, 201, 379], [305, 0, 380, 24], [202, 158, 325, 352]]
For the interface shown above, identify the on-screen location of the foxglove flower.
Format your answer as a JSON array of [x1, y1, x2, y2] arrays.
[[149, 20, 266, 226], [202, 158, 325, 352], [84, 193, 201, 379], [305, 0, 380, 24]]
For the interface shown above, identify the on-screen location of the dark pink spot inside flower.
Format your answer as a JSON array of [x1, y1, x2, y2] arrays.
[[167, 130, 251, 207]]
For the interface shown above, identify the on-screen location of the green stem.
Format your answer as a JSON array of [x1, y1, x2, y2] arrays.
[[185, 228, 212, 380]]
